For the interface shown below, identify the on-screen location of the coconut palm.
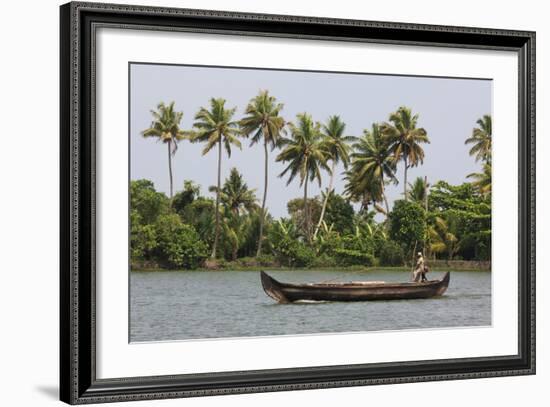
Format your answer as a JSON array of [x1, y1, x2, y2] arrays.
[[344, 123, 396, 215], [408, 176, 430, 208], [209, 168, 258, 216], [429, 216, 460, 260], [465, 114, 492, 163], [276, 113, 330, 241], [343, 169, 384, 213], [240, 90, 286, 256], [313, 115, 354, 239], [141, 101, 186, 198], [191, 98, 241, 258], [222, 212, 253, 261], [381, 106, 430, 200], [467, 162, 492, 197]]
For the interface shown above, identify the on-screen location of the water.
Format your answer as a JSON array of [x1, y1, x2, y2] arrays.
[[130, 269, 491, 342]]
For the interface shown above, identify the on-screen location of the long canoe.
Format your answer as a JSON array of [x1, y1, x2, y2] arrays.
[[260, 271, 450, 303]]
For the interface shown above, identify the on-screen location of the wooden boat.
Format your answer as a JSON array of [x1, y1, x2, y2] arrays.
[[260, 271, 450, 303]]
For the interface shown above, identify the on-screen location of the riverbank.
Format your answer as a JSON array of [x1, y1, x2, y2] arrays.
[[132, 258, 490, 272], [131, 263, 490, 273]]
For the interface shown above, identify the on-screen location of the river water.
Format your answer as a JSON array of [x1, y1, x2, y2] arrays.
[[130, 269, 491, 342]]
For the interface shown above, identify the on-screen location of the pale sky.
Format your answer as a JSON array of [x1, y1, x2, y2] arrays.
[[130, 63, 491, 218]]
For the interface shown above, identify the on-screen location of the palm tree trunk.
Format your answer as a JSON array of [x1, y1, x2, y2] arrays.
[[167, 141, 173, 199], [381, 180, 390, 215], [424, 176, 428, 211], [361, 193, 369, 212], [403, 155, 408, 200], [256, 141, 269, 257], [211, 138, 222, 258], [313, 160, 335, 239], [304, 173, 309, 242]]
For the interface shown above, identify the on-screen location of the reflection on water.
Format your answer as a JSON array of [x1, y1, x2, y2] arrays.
[[130, 269, 491, 342]]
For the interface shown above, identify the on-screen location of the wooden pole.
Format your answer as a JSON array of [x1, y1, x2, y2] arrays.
[[410, 240, 418, 281]]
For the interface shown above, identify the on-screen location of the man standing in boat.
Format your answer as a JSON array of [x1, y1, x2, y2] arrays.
[[413, 252, 429, 282]]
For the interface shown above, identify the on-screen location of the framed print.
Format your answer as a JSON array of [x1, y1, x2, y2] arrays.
[[60, 1, 535, 404]]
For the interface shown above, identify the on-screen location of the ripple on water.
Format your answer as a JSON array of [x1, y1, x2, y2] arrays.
[[130, 270, 491, 342]]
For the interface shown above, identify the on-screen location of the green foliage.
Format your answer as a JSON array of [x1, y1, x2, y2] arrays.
[[467, 162, 491, 198], [428, 181, 491, 260], [320, 115, 354, 168], [172, 180, 200, 216], [277, 113, 331, 240], [465, 114, 492, 163], [332, 248, 375, 267], [130, 180, 169, 263], [190, 98, 241, 156], [287, 197, 321, 235], [378, 240, 405, 266], [180, 197, 216, 246], [220, 212, 254, 261], [428, 215, 460, 260], [130, 210, 157, 261], [240, 90, 286, 148], [314, 221, 342, 256], [344, 123, 396, 213], [190, 97, 242, 258], [334, 231, 376, 266], [212, 168, 259, 216], [324, 193, 355, 234], [388, 199, 427, 254], [130, 104, 492, 269], [240, 90, 286, 257], [381, 106, 430, 169], [313, 221, 376, 267], [272, 237, 315, 267], [130, 180, 169, 224], [154, 213, 208, 269], [407, 177, 429, 204], [141, 102, 188, 197], [141, 101, 186, 146], [236, 211, 266, 258], [310, 253, 338, 268], [268, 219, 314, 267]]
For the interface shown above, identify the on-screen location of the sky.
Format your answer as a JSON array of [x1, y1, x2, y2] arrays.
[[130, 63, 492, 219]]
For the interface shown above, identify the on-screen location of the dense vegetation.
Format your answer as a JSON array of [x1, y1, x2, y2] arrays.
[[131, 94, 491, 270]]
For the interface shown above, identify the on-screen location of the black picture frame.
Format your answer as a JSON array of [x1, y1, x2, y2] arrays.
[[60, 1, 536, 404]]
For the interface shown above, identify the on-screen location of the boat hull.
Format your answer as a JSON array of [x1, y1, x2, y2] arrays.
[[261, 271, 450, 303]]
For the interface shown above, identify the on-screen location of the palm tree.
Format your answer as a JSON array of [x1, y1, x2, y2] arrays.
[[191, 98, 241, 258], [343, 169, 384, 213], [465, 114, 492, 163], [408, 176, 430, 207], [222, 213, 252, 261], [209, 168, 258, 216], [429, 216, 460, 260], [344, 123, 396, 215], [240, 90, 286, 256], [276, 113, 330, 241], [141, 101, 186, 198], [467, 162, 492, 197], [313, 115, 354, 239], [381, 106, 430, 200]]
